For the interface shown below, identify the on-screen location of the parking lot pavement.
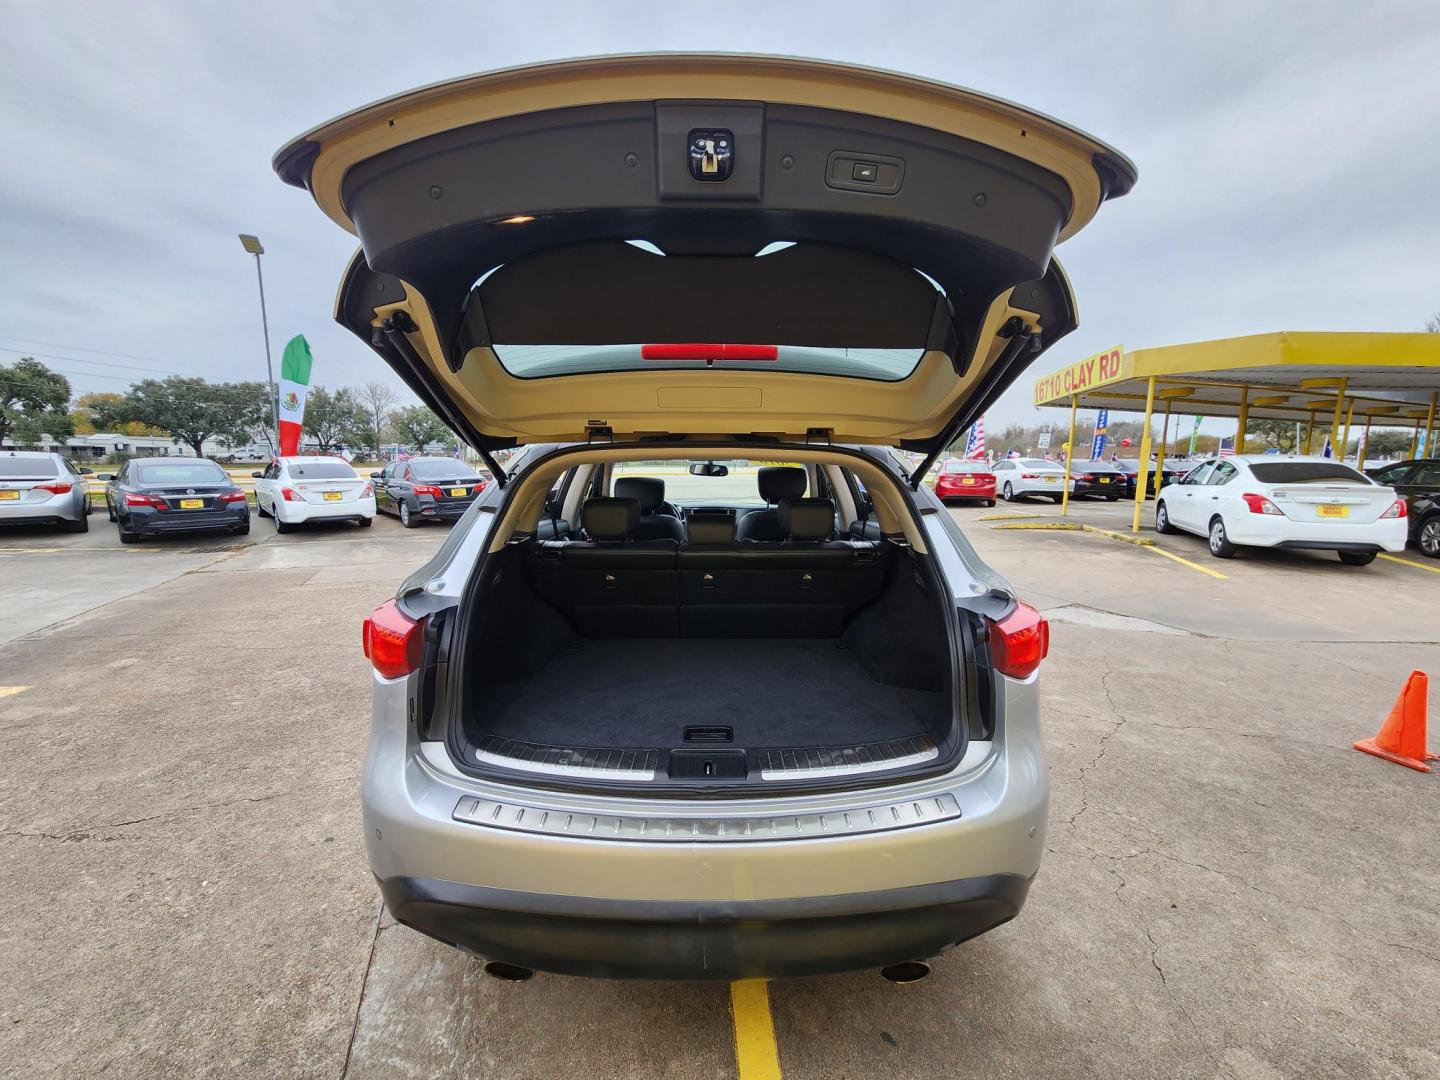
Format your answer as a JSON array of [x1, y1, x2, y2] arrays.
[[2, 505, 1437, 1078]]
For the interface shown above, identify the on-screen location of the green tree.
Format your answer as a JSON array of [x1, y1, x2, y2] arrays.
[[0, 357, 73, 447], [104, 377, 269, 457], [354, 382, 398, 462], [388, 405, 453, 452], [1245, 419, 1302, 454], [302, 386, 365, 455], [71, 391, 167, 437], [1360, 430, 1412, 459]]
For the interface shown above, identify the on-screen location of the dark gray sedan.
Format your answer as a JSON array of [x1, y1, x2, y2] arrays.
[[370, 457, 489, 527], [102, 457, 250, 544]]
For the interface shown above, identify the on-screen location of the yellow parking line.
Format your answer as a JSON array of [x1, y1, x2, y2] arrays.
[[0, 686, 31, 700], [1378, 553, 1440, 575], [730, 980, 782, 1080], [1142, 544, 1229, 580]]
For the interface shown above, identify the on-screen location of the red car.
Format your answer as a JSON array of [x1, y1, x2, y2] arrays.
[[934, 460, 997, 505]]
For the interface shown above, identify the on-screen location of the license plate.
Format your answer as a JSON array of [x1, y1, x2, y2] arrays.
[[449, 487, 467, 498], [178, 498, 203, 509], [0, 491, 18, 500], [1043, 477, 1058, 483], [323, 491, 343, 501], [1098, 477, 1110, 483], [1317, 504, 1348, 518], [960, 478, 975, 486]]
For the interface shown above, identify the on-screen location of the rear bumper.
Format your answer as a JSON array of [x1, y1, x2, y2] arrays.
[[280, 496, 376, 523], [0, 498, 82, 523], [129, 507, 248, 533], [1225, 516, 1408, 552], [936, 483, 995, 499], [379, 872, 1030, 980], [418, 499, 474, 520]]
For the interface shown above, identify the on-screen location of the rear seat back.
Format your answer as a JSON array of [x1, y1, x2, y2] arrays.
[[529, 496, 887, 639], [531, 497, 679, 637]]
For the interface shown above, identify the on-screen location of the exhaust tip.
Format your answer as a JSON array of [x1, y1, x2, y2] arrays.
[[482, 960, 535, 983], [879, 960, 931, 984]]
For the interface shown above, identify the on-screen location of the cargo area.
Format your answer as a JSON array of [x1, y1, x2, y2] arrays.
[[454, 534, 959, 788]]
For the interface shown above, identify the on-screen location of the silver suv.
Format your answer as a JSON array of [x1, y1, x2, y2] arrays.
[[0, 451, 92, 532], [276, 54, 1133, 979]]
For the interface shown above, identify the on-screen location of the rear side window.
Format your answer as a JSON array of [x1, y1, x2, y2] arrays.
[[1409, 464, 1440, 486], [288, 462, 356, 480], [135, 463, 228, 485], [1249, 462, 1369, 484], [1209, 461, 1238, 485], [0, 457, 58, 478]]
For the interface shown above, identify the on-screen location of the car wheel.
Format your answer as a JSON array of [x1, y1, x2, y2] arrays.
[[105, 497, 116, 522], [1337, 550, 1376, 566], [358, 516, 373, 528], [117, 523, 140, 544], [400, 501, 419, 528], [985, 499, 996, 508], [1155, 501, 1176, 534], [256, 498, 268, 518], [66, 512, 89, 533], [1207, 516, 1237, 559], [273, 510, 293, 534], [232, 522, 250, 536], [1105, 495, 1119, 502], [1419, 516, 1440, 559], [1002, 482, 1014, 502]]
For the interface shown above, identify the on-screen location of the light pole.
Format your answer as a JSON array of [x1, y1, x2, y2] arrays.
[[238, 234, 279, 452]]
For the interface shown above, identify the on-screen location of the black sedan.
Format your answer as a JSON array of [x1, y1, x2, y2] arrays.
[[101, 457, 249, 544], [1114, 457, 1191, 498], [1366, 458, 1440, 558], [371, 457, 489, 527], [1070, 461, 1127, 500]]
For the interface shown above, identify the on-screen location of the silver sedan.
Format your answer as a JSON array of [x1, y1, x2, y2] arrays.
[[0, 451, 92, 532]]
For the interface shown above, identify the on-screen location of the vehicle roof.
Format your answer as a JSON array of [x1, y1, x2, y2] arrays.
[[280, 455, 352, 464], [127, 456, 214, 464], [1, 450, 62, 458]]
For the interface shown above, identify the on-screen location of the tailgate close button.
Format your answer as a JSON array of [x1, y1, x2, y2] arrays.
[[851, 161, 878, 182]]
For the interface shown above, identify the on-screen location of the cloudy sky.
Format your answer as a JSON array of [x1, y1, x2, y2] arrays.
[[4, 1, 1438, 436]]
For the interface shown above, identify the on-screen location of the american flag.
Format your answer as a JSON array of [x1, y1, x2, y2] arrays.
[[964, 417, 987, 460], [1218, 435, 1236, 457]]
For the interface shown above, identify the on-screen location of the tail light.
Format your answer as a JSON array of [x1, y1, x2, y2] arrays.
[[412, 484, 442, 498], [1078, 473, 1095, 481], [281, 487, 303, 502], [1020, 472, 1039, 480], [1241, 492, 1283, 515], [36, 482, 74, 495], [124, 492, 167, 509], [218, 490, 247, 504], [987, 601, 1049, 680], [1381, 499, 1407, 519], [361, 483, 373, 497], [362, 599, 426, 679]]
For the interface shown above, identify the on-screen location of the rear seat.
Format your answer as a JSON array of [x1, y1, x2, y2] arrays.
[[531, 497, 679, 637], [677, 498, 885, 637], [530, 496, 886, 639]]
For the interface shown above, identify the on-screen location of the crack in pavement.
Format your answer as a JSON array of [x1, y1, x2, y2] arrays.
[[341, 899, 386, 1080], [1064, 664, 1130, 829]]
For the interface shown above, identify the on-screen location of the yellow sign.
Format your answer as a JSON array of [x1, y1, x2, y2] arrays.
[[1032, 345, 1127, 405]]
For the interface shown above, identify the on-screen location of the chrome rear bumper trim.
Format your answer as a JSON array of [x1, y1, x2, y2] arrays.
[[759, 736, 939, 780], [475, 737, 659, 780]]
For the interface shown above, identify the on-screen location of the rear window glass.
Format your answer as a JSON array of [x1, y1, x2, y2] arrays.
[[1249, 462, 1369, 484], [0, 457, 57, 478], [612, 460, 803, 505], [135, 463, 228, 485], [940, 460, 989, 472], [410, 459, 478, 479], [288, 462, 356, 480], [493, 345, 926, 382], [1020, 459, 1057, 469]]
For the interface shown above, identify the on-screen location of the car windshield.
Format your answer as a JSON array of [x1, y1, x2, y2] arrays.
[[1249, 462, 1370, 484], [289, 462, 356, 480], [0, 457, 58, 478], [135, 462, 228, 485], [410, 460, 479, 479], [612, 459, 805, 506], [493, 345, 926, 382]]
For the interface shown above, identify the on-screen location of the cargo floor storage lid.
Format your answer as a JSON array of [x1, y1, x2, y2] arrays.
[[276, 54, 1135, 454]]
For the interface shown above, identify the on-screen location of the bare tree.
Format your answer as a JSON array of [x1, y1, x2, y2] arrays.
[[356, 382, 398, 462], [1426, 312, 1440, 333]]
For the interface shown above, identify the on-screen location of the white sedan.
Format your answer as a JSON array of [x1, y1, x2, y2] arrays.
[[1155, 455, 1407, 564], [992, 457, 1068, 502], [253, 456, 376, 532]]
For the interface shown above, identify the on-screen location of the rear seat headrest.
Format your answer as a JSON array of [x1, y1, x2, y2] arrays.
[[779, 498, 836, 541], [757, 466, 807, 503], [685, 516, 736, 545], [582, 496, 640, 540], [614, 476, 665, 514]]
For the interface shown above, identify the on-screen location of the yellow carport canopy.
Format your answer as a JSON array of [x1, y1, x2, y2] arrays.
[[1029, 331, 1440, 531]]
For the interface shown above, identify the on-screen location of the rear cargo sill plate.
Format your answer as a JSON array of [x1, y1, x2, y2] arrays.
[[452, 792, 961, 843], [475, 737, 659, 780], [759, 736, 939, 780]]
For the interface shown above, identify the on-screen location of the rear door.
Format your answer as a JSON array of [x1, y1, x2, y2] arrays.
[[274, 55, 1134, 463]]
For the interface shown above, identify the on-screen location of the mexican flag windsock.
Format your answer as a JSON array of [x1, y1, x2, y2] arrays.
[[276, 335, 313, 456]]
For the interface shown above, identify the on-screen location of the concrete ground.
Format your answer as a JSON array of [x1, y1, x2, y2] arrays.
[[1, 498, 1437, 1079]]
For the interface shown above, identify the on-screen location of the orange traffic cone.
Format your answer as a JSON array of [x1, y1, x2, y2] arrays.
[[1354, 671, 1438, 773]]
